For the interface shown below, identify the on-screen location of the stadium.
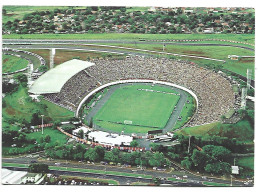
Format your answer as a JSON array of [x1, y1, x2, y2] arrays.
[[28, 56, 235, 137]]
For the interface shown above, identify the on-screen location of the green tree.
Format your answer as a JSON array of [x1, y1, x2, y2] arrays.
[[84, 148, 99, 162], [38, 65, 48, 72], [191, 149, 211, 170], [78, 129, 84, 139], [31, 113, 41, 125], [181, 158, 193, 169], [28, 163, 49, 173], [149, 152, 167, 167], [15, 73, 28, 85], [204, 162, 230, 175], [44, 135, 51, 143], [130, 140, 139, 147], [202, 145, 231, 161]]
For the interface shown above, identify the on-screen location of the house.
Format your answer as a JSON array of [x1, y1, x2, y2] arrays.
[[203, 28, 214, 33], [184, 10, 194, 14]]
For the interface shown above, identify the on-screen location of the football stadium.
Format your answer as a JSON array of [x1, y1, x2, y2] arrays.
[[28, 56, 235, 136]]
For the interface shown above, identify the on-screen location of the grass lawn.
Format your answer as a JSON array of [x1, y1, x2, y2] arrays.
[[41, 100, 74, 121], [237, 156, 254, 170], [94, 84, 180, 129], [4, 50, 42, 70], [2, 33, 255, 44], [2, 54, 28, 73], [93, 120, 158, 134], [3, 86, 40, 122], [177, 120, 254, 143], [176, 122, 219, 136], [28, 127, 68, 145], [2, 85, 74, 122], [2, 6, 86, 23]]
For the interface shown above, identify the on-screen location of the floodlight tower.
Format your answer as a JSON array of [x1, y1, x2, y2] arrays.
[[50, 48, 55, 69], [247, 69, 252, 90], [41, 115, 44, 135], [241, 87, 247, 109]]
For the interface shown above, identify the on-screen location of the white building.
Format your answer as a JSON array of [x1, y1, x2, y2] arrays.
[[2, 169, 28, 184], [72, 126, 90, 136], [88, 131, 133, 146], [21, 173, 42, 184]]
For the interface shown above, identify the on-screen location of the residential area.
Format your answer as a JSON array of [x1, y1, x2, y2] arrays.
[[2, 7, 255, 35]]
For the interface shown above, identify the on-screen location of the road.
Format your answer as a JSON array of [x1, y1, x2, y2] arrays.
[[2, 39, 255, 51], [2, 155, 252, 187]]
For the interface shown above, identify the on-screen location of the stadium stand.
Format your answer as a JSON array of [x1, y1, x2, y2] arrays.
[[34, 56, 235, 126]]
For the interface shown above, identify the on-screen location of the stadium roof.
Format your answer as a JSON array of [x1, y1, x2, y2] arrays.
[[29, 59, 94, 94], [88, 131, 133, 146]]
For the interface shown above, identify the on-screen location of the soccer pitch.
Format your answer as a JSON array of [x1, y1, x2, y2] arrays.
[[93, 84, 180, 132]]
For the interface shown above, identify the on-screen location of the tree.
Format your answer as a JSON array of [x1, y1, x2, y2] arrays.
[[149, 152, 167, 167], [44, 135, 51, 143], [204, 162, 230, 175], [78, 129, 84, 139], [31, 113, 41, 125], [3, 9, 7, 15], [94, 146, 105, 161], [202, 145, 231, 161], [181, 158, 193, 169], [167, 152, 180, 160], [191, 149, 211, 170], [38, 65, 48, 72], [84, 148, 99, 162], [104, 151, 119, 163], [28, 163, 49, 173], [130, 140, 139, 147], [15, 74, 28, 85]]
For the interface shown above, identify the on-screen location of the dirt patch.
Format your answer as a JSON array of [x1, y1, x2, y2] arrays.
[[54, 50, 120, 66], [3, 58, 9, 63], [238, 58, 255, 63], [26, 49, 50, 67], [182, 50, 206, 56], [5, 106, 17, 116]]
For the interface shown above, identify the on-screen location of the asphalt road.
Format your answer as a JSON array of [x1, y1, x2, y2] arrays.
[[2, 39, 255, 51], [2, 155, 252, 187]]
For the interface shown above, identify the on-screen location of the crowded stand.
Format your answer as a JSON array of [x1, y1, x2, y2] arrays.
[[43, 56, 235, 126]]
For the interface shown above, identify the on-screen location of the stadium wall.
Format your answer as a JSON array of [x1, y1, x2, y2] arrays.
[[75, 79, 199, 118]]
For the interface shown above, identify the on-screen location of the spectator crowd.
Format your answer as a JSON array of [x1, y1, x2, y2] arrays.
[[44, 56, 235, 127]]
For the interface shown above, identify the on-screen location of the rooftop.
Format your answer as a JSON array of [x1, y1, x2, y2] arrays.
[[29, 59, 94, 94]]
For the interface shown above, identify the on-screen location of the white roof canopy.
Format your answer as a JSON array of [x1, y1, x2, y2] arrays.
[[29, 59, 94, 94]]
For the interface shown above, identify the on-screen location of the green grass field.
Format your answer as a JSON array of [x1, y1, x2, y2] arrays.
[[2, 33, 255, 44], [2, 54, 28, 73], [93, 84, 180, 132], [237, 156, 254, 170], [2, 85, 74, 122], [176, 120, 254, 143]]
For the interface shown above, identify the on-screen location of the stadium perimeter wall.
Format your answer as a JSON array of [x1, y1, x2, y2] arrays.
[[75, 79, 199, 118]]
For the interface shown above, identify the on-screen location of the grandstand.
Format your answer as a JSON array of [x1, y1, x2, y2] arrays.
[[29, 56, 236, 127], [29, 59, 94, 94]]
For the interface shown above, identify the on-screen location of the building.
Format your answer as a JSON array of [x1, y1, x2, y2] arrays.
[[228, 55, 241, 60], [88, 131, 133, 146], [72, 126, 90, 137], [21, 173, 42, 184], [2, 169, 28, 184]]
